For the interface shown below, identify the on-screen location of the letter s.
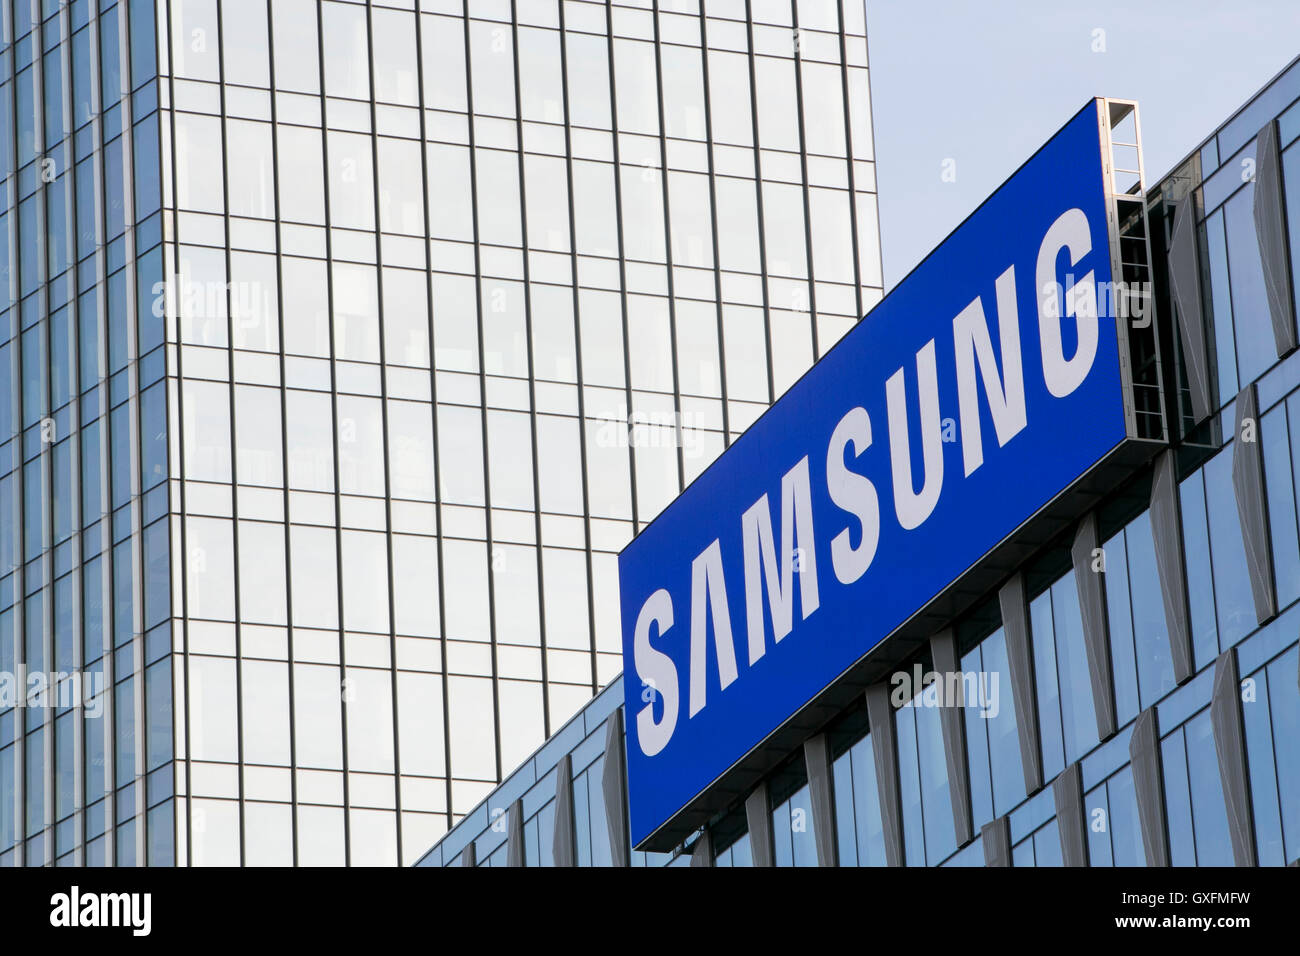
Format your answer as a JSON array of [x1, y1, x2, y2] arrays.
[[826, 406, 879, 585], [633, 588, 679, 757]]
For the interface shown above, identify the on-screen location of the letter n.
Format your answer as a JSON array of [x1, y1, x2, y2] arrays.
[[953, 265, 1027, 477]]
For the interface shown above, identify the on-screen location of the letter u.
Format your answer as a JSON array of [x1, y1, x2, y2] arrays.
[[886, 339, 944, 530]]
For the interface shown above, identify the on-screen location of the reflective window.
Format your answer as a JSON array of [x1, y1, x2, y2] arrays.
[[1107, 511, 1176, 709], [1285, 144, 1300, 323], [763, 181, 808, 277], [755, 55, 799, 152], [442, 539, 490, 643], [222, 0, 270, 88], [801, 60, 847, 157], [613, 38, 658, 136], [272, 0, 321, 94], [322, 1, 370, 100], [346, 666, 395, 771], [392, 535, 439, 638], [238, 520, 287, 625], [469, 20, 515, 119], [1031, 574, 1097, 776], [621, 166, 667, 263], [566, 32, 610, 129], [897, 683, 955, 865], [662, 45, 705, 141], [1242, 647, 1300, 864], [530, 284, 577, 383], [382, 266, 430, 367], [290, 525, 339, 630], [447, 675, 497, 780], [286, 390, 335, 492], [327, 131, 376, 231], [486, 411, 535, 510], [230, 251, 280, 353], [518, 26, 564, 124], [1203, 448, 1256, 649], [536, 416, 584, 516], [337, 395, 385, 497], [294, 662, 344, 769], [387, 399, 435, 502], [174, 113, 224, 215], [333, 262, 380, 363], [241, 660, 290, 765], [1162, 709, 1234, 866], [572, 160, 618, 258], [422, 14, 466, 112], [371, 8, 418, 105], [185, 518, 236, 622], [831, 731, 887, 865], [668, 171, 713, 269], [277, 125, 325, 225], [1222, 186, 1275, 387], [963, 627, 1024, 822], [1272, 398, 1300, 608], [1203, 211, 1238, 402], [234, 384, 284, 487], [427, 145, 474, 242], [525, 154, 571, 253], [171, 0, 220, 83], [378, 139, 425, 237], [771, 781, 817, 867], [1179, 467, 1221, 671], [475, 149, 522, 247], [182, 379, 232, 483], [190, 656, 239, 762]]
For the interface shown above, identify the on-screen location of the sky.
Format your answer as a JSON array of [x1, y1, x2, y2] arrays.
[[865, 0, 1300, 287]]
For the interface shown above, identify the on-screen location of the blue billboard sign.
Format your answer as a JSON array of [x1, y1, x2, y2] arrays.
[[618, 101, 1135, 848]]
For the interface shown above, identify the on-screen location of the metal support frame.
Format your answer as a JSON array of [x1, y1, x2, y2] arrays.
[[865, 683, 906, 867], [930, 629, 974, 847], [803, 733, 839, 867]]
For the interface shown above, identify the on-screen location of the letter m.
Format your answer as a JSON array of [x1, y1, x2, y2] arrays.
[[102, 894, 130, 927], [741, 455, 820, 665]]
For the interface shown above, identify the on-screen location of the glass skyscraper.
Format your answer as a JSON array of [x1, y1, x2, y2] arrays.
[[1, 0, 882, 865]]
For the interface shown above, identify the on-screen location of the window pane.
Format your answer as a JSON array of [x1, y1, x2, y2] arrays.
[[1222, 187, 1274, 387], [469, 19, 515, 118], [238, 519, 287, 625], [327, 131, 375, 231], [272, 0, 321, 94], [234, 384, 283, 487], [222, 0, 270, 87], [1127, 511, 1176, 707], [1204, 449, 1256, 649], [371, 8, 418, 105], [322, 0, 370, 99]]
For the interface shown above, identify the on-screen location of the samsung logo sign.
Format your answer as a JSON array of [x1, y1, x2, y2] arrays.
[[619, 102, 1139, 848], [633, 206, 1101, 757]]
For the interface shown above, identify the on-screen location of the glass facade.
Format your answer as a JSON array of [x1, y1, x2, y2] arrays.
[[4, 0, 881, 865], [418, 58, 1300, 869], [2, 0, 167, 867]]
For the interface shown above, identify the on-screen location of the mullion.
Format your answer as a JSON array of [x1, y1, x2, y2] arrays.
[[553, 0, 603, 699], [410, 1, 458, 842], [311, 0, 353, 867], [261, 0, 300, 867], [507, 0, 557, 731], [362, 0, 403, 865]]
